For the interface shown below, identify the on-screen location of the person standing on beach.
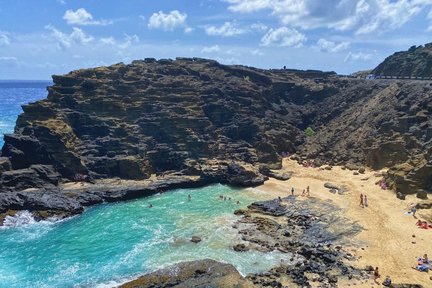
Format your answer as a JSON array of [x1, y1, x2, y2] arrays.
[[301, 189, 306, 196], [374, 267, 380, 280], [423, 254, 429, 264], [364, 195, 368, 207], [411, 207, 417, 217], [306, 186, 310, 197], [359, 194, 364, 208], [291, 187, 294, 196]]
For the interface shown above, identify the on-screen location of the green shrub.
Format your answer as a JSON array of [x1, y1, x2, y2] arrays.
[[305, 127, 315, 137]]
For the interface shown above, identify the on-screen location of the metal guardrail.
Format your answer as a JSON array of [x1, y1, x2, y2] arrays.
[[371, 75, 432, 80], [335, 75, 432, 81]]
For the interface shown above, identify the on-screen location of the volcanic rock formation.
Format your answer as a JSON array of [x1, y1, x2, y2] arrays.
[[0, 56, 431, 215], [373, 43, 432, 78]]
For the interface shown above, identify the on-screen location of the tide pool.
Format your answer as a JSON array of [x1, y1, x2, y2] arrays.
[[0, 184, 287, 288]]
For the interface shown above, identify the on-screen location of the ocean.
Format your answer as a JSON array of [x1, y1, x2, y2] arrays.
[[0, 80, 51, 148]]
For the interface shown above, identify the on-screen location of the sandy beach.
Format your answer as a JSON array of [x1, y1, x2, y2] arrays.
[[255, 159, 432, 287]]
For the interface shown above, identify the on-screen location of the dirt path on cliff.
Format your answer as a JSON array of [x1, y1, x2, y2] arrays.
[[253, 159, 432, 287]]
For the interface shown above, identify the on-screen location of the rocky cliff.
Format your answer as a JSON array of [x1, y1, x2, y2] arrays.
[[373, 43, 432, 77], [0, 57, 430, 216], [298, 80, 432, 196]]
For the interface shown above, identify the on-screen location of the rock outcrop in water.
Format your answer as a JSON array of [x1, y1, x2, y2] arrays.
[[0, 55, 431, 216]]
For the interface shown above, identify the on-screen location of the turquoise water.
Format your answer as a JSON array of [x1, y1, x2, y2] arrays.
[[0, 184, 287, 288], [0, 80, 50, 148]]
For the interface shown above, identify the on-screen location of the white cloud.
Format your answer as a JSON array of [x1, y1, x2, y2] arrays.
[[260, 27, 306, 47], [250, 22, 268, 31], [148, 10, 188, 31], [45, 25, 94, 49], [214, 56, 240, 65], [63, 8, 112, 26], [224, 0, 275, 13], [344, 51, 373, 62], [0, 56, 19, 67], [201, 45, 220, 53], [35, 62, 57, 68], [223, 0, 432, 34], [0, 33, 10, 46], [100, 37, 116, 45], [118, 34, 139, 49], [184, 26, 194, 33], [427, 9, 432, 30], [316, 38, 350, 53], [57, 0, 66, 4], [250, 49, 263, 56], [205, 22, 247, 36]]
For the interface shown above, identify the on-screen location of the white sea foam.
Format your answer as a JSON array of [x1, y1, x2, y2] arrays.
[[1, 210, 71, 229], [2, 210, 37, 227], [93, 274, 141, 288]]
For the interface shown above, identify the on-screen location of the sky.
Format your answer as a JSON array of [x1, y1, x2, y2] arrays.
[[1, 0, 432, 79]]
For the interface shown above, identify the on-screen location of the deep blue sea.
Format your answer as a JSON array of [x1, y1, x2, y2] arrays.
[[0, 80, 51, 148]]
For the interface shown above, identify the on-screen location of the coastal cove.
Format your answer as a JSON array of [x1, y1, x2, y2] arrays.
[[0, 184, 287, 288], [0, 54, 431, 287]]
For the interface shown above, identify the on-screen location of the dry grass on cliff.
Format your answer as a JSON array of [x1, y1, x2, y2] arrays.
[[255, 159, 432, 287]]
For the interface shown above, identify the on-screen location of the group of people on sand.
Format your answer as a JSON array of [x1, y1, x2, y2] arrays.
[[414, 254, 429, 272], [301, 161, 315, 168], [218, 195, 240, 204], [359, 193, 369, 208], [416, 219, 432, 229], [410, 206, 432, 229], [289, 186, 311, 197], [301, 186, 311, 197]]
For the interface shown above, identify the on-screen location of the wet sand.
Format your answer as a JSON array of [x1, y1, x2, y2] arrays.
[[253, 159, 432, 287]]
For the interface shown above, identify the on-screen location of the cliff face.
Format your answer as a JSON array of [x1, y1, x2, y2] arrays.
[[0, 57, 430, 214], [0, 58, 336, 190], [373, 43, 432, 77], [298, 81, 432, 195]]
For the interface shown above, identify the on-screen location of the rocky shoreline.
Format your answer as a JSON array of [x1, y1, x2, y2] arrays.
[[233, 196, 366, 287], [120, 196, 426, 287], [120, 259, 251, 288], [0, 160, 269, 225]]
